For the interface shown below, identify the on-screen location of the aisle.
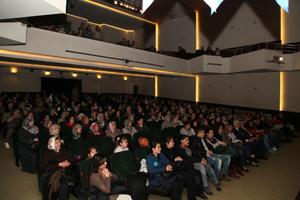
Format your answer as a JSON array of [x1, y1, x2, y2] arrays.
[[0, 137, 299, 200]]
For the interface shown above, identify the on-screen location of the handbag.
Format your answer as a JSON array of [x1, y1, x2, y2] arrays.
[[61, 169, 75, 187]]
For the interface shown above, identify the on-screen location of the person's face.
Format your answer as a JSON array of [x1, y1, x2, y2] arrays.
[[138, 119, 144, 125], [226, 125, 233, 132], [120, 140, 128, 148], [166, 139, 174, 149], [77, 127, 82, 134], [152, 143, 161, 155], [89, 148, 97, 158], [207, 130, 214, 138], [29, 120, 34, 127], [197, 130, 205, 138], [181, 137, 189, 147], [55, 139, 61, 151], [70, 117, 75, 123], [95, 124, 100, 132], [218, 126, 223, 133], [99, 159, 107, 170], [28, 112, 34, 119], [127, 121, 132, 127], [185, 123, 191, 129]]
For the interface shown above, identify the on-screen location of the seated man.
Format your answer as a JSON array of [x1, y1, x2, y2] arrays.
[[146, 140, 186, 200], [205, 128, 231, 180], [180, 134, 221, 195]]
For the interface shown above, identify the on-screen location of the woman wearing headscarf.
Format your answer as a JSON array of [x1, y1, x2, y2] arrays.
[[122, 119, 137, 137], [105, 121, 122, 141], [68, 124, 91, 163], [17, 118, 39, 173], [41, 136, 75, 200]]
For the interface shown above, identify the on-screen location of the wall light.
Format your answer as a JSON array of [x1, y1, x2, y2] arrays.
[[10, 67, 18, 74], [72, 73, 78, 77], [195, 10, 200, 50], [155, 76, 158, 97], [279, 71, 285, 111], [195, 75, 200, 103], [123, 76, 128, 80], [97, 74, 102, 79], [114, 1, 118, 5], [44, 71, 51, 76]]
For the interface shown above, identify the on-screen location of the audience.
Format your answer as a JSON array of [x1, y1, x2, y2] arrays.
[[0, 92, 297, 200]]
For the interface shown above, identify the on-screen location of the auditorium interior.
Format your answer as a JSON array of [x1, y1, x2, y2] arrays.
[[0, 0, 300, 200]]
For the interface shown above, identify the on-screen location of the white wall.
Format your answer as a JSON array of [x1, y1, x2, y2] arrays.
[[199, 72, 280, 110], [283, 71, 300, 112], [153, 2, 195, 52], [158, 76, 195, 101], [0, 68, 154, 96], [200, 0, 280, 49]]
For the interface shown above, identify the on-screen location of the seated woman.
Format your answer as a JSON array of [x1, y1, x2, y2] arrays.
[[41, 136, 76, 200], [89, 153, 132, 200], [17, 118, 39, 173], [204, 128, 231, 180], [162, 136, 207, 199], [216, 125, 248, 177], [122, 119, 137, 137], [106, 121, 122, 141], [146, 140, 184, 200], [114, 135, 129, 153]]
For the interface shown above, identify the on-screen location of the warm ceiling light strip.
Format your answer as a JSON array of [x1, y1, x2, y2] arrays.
[[66, 13, 134, 32], [195, 10, 200, 50], [83, 0, 156, 25], [0, 49, 194, 77], [279, 71, 285, 111], [155, 76, 158, 97], [155, 23, 159, 51], [0, 60, 155, 78], [195, 75, 200, 103], [280, 8, 286, 44]]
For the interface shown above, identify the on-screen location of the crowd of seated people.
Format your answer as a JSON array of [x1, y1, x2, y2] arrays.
[[116, 39, 136, 47], [196, 46, 221, 56], [0, 92, 297, 200]]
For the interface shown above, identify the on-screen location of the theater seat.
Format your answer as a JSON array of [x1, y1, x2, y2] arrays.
[[146, 185, 170, 196], [109, 151, 139, 178], [92, 136, 114, 158]]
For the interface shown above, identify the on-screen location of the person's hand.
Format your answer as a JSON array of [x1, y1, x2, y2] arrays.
[[174, 156, 183, 161], [33, 138, 38, 142], [166, 164, 173, 172], [201, 159, 207, 165], [59, 160, 70, 168], [208, 150, 213, 155], [101, 168, 111, 178]]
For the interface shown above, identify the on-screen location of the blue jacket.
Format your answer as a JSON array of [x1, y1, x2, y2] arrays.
[[146, 153, 171, 186]]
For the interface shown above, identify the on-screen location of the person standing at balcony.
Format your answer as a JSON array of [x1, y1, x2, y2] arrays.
[[95, 25, 102, 41]]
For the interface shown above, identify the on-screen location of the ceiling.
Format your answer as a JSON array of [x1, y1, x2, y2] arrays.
[[67, 0, 155, 30]]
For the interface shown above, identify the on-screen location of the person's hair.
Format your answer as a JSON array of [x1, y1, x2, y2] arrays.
[[116, 135, 128, 146], [165, 136, 174, 144], [89, 153, 107, 174], [179, 134, 189, 142], [88, 146, 97, 155], [150, 140, 160, 149], [196, 127, 205, 134], [206, 127, 214, 134]]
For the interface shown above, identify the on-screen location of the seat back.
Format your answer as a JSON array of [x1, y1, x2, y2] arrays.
[[109, 151, 139, 178]]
